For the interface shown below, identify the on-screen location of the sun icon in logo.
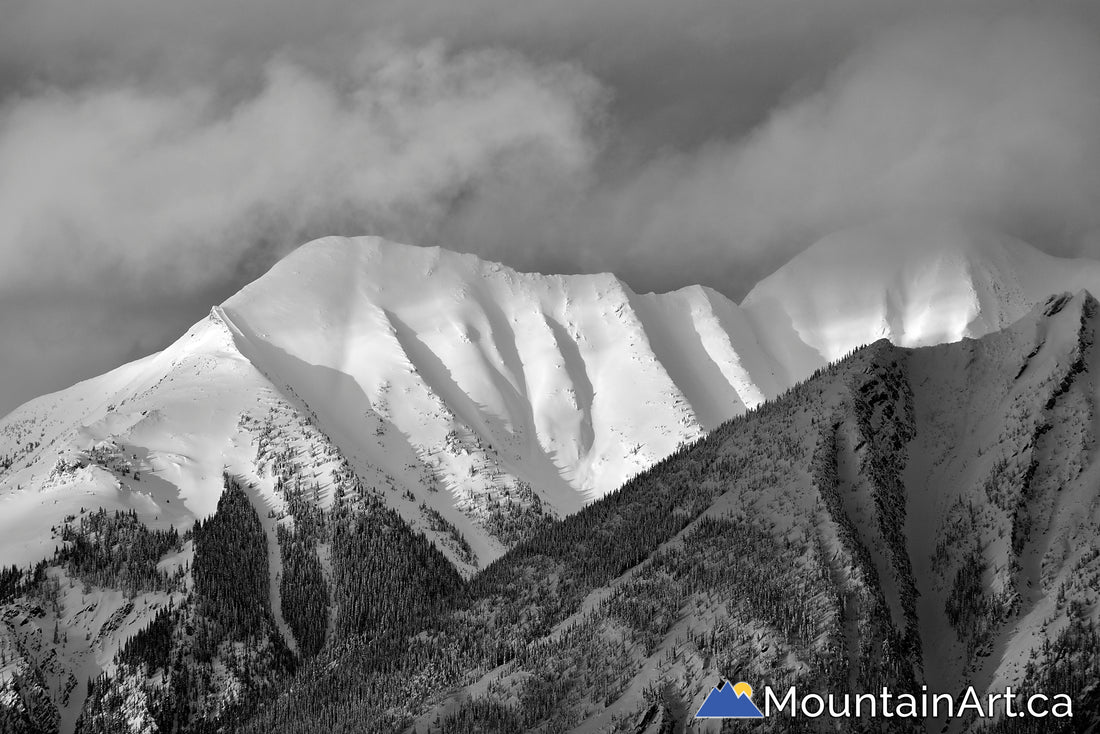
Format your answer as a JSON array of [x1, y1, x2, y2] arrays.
[[695, 679, 766, 718]]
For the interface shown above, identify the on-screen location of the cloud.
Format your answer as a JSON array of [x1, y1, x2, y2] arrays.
[[4, 7, 1100, 413], [720, 14, 1100, 252], [0, 37, 606, 414], [488, 12, 1100, 293], [5, 0, 1076, 147], [0, 41, 602, 296]]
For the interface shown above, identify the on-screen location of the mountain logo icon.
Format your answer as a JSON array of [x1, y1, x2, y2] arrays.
[[695, 680, 765, 718]]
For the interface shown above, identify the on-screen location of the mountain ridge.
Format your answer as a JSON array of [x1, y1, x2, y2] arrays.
[[6, 225, 1100, 574]]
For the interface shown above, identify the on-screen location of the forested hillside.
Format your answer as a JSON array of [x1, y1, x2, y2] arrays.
[[74, 476, 294, 733]]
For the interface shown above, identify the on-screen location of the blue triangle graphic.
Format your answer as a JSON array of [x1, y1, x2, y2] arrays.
[[695, 681, 765, 718]]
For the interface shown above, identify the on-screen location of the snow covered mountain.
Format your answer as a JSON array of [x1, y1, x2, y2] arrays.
[[0, 236, 781, 576], [5, 221, 1100, 575], [743, 217, 1100, 385], [3, 222, 1100, 732]]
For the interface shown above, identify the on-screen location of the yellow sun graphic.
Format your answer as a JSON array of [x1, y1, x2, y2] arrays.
[[733, 682, 753, 699]]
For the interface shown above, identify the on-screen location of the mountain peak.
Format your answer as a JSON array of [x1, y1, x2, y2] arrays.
[[216, 234, 777, 531], [740, 218, 1100, 376]]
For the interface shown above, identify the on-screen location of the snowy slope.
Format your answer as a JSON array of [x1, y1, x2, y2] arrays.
[[218, 237, 790, 524], [0, 314, 261, 567], [742, 217, 1100, 385]]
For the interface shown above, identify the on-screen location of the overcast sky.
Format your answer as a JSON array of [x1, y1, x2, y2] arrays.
[[4, 0, 1100, 415]]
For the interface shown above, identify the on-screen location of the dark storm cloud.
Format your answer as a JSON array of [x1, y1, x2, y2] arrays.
[[3, 0, 1100, 414]]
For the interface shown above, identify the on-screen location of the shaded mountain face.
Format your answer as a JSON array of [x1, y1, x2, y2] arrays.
[[2, 230, 1100, 732]]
